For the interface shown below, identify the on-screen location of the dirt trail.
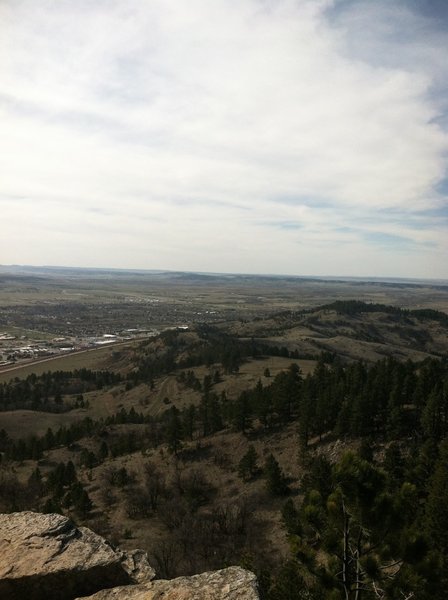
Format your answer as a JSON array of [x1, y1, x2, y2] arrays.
[[149, 376, 179, 416]]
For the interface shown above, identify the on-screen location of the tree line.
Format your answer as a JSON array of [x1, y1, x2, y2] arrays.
[[0, 368, 122, 411]]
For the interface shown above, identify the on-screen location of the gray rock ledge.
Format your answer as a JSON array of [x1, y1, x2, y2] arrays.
[[0, 512, 259, 600], [0, 512, 154, 600], [75, 566, 259, 600]]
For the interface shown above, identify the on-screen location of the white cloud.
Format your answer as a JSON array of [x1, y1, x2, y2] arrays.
[[0, 0, 447, 277]]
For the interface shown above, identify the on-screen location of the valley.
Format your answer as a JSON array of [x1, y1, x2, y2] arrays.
[[1, 266, 448, 599]]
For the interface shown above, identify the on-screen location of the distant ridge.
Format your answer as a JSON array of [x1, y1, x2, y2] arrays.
[[1, 264, 448, 288]]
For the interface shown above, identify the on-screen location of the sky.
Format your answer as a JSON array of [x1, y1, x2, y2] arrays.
[[1, 0, 448, 279]]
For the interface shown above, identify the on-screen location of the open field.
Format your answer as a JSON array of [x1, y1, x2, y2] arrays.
[[2, 266, 448, 312], [0, 409, 86, 440]]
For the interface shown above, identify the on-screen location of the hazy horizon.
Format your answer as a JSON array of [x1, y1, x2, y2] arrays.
[[1, 1, 448, 279], [2, 262, 448, 286]]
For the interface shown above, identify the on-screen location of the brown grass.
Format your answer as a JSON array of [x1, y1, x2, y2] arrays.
[[0, 341, 138, 383], [0, 409, 86, 439]]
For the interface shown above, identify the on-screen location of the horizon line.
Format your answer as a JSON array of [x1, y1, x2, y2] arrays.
[[1, 263, 448, 286]]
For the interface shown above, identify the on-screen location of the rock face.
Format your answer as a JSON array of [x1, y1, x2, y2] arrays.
[[0, 512, 154, 600], [118, 549, 156, 585], [0, 512, 258, 600], [75, 567, 259, 600]]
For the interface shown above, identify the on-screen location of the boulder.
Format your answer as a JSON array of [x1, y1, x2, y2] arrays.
[[0, 512, 154, 600], [0, 512, 258, 600], [119, 548, 156, 584], [75, 566, 259, 599]]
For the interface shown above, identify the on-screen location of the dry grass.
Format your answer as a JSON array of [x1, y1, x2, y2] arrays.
[[0, 341, 138, 383], [0, 356, 316, 439], [0, 409, 87, 439], [43, 422, 306, 561]]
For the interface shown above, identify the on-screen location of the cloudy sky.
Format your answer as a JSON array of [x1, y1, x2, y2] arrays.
[[1, 0, 448, 279]]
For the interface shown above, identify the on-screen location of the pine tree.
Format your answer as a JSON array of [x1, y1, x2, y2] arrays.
[[233, 391, 252, 433], [238, 445, 258, 481], [71, 482, 93, 517], [167, 407, 183, 455], [383, 442, 405, 487], [264, 454, 289, 496], [268, 561, 312, 600], [425, 439, 448, 553], [422, 387, 446, 442], [99, 441, 109, 461], [182, 404, 196, 440], [273, 364, 301, 423], [300, 452, 426, 600], [64, 460, 77, 486], [281, 499, 301, 536]]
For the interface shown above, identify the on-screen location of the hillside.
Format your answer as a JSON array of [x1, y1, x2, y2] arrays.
[[1, 301, 448, 599], [229, 301, 448, 362]]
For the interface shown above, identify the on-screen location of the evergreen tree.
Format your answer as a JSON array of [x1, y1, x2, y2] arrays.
[[273, 364, 301, 423], [256, 381, 273, 429], [64, 460, 77, 486], [268, 561, 314, 600], [264, 454, 289, 496], [42, 497, 62, 514], [71, 482, 93, 517], [281, 499, 301, 536], [383, 442, 405, 488], [421, 387, 446, 442], [302, 454, 333, 500], [182, 404, 196, 440], [27, 467, 43, 500], [300, 452, 427, 600], [425, 439, 448, 554], [298, 378, 316, 448], [238, 445, 258, 481], [99, 441, 109, 461], [167, 407, 183, 455], [358, 437, 374, 462], [232, 391, 252, 434]]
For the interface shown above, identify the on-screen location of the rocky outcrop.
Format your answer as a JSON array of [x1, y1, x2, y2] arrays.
[[0, 512, 259, 600], [75, 567, 259, 599], [118, 549, 156, 585], [0, 512, 154, 600]]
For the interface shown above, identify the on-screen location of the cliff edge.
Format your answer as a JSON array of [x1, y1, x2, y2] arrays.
[[0, 512, 259, 600]]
